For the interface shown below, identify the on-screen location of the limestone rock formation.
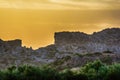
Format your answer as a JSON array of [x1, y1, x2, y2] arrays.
[[55, 28, 120, 54], [0, 39, 22, 53], [0, 28, 120, 69], [0, 39, 43, 68]]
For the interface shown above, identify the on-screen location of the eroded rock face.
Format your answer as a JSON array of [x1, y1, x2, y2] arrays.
[[55, 28, 120, 53], [0, 28, 120, 69], [0, 39, 40, 69], [5, 39, 22, 47], [0, 39, 22, 53], [0, 39, 55, 69]]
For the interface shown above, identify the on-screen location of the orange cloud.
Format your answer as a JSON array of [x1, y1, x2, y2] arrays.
[[0, 0, 120, 10]]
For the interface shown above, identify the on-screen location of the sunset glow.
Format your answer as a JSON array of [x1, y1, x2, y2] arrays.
[[0, 0, 120, 49]]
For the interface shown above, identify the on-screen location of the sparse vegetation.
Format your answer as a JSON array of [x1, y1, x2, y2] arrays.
[[0, 60, 120, 80], [52, 56, 71, 66], [101, 56, 112, 64], [103, 50, 113, 53], [94, 52, 102, 55], [75, 52, 102, 57], [74, 53, 84, 57]]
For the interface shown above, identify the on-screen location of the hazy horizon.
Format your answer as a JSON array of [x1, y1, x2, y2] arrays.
[[0, 0, 120, 49], [0, 27, 119, 49]]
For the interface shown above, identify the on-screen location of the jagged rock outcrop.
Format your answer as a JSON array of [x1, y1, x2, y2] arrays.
[[0, 28, 120, 69], [0, 39, 44, 69], [0, 39, 22, 53], [55, 28, 120, 54]]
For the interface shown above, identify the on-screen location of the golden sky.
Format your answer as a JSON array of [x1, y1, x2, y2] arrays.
[[0, 0, 120, 49]]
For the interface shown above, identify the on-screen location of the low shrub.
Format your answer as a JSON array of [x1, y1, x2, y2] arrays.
[[0, 60, 120, 80]]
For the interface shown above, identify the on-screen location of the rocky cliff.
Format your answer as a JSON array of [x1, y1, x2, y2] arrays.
[[0, 39, 22, 53], [0, 39, 43, 68], [55, 28, 120, 54], [0, 28, 120, 69]]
